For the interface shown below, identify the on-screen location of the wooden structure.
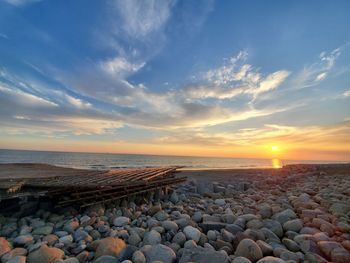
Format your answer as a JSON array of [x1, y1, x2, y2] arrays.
[[0, 165, 186, 209]]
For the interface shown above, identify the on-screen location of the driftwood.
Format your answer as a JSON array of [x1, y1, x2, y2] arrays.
[[0, 166, 186, 208]]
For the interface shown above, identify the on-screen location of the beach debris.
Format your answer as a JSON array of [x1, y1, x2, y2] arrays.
[[0, 165, 185, 209]]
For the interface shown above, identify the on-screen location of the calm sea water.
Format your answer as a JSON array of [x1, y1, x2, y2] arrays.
[[0, 149, 339, 170]]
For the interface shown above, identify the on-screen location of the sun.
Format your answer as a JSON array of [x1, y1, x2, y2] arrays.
[[271, 145, 279, 152]]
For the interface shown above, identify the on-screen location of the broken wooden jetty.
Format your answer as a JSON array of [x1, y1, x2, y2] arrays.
[[0, 164, 186, 210]]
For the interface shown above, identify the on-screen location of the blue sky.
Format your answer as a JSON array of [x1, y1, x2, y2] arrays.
[[0, 0, 349, 160]]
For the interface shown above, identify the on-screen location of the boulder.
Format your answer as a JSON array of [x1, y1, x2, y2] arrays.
[[14, 235, 33, 246], [235, 238, 263, 262], [113, 217, 130, 227], [183, 226, 201, 242], [232, 256, 252, 263], [0, 238, 12, 257], [256, 256, 285, 263], [179, 247, 229, 263], [132, 250, 146, 263], [27, 244, 64, 263], [32, 225, 53, 235], [6, 256, 26, 263], [162, 221, 179, 232], [172, 232, 186, 246], [91, 237, 126, 258], [283, 219, 303, 232], [143, 230, 161, 245], [93, 255, 120, 263], [141, 244, 176, 263]]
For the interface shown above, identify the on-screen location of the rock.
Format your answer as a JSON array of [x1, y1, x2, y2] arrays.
[[63, 221, 80, 234], [172, 232, 186, 246], [154, 211, 169, 221], [221, 229, 235, 242], [273, 209, 297, 224], [91, 237, 126, 258], [280, 250, 300, 262], [199, 222, 227, 232], [43, 234, 59, 246], [235, 238, 263, 262], [132, 250, 146, 263], [215, 199, 226, 206], [79, 215, 94, 227], [192, 211, 202, 223], [128, 232, 141, 246], [62, 258, 80, 263], [76, 251, 90, 263], [113, 217, 130, 227], [59, 235, 73, 245], [74, 229, 89, 242], [143, 230, 161, 245], [317, 241, 342, 259], [226, 224, 244, 235], [118, 245, 137, 262], [141, 244, 176, 263], [1, 247, 27, 262], [183, 226, 201, 242], [232, 257, 252, 263], [14, 235, 33, 246], [331, 247, 350, 263], [207, 230, 217, 241], [32, 225, 53, 235], [282, 238, 300, 252], [259, 205, 272, 219], [148, 204, 162, 216], [263, 220, 283, 238], [247, 219, 263, 229], [93, 255, 120, 263], [6, 256, 26, 263], [283, 219, 303, 232], [179, 247, 229, 263], [256, 240, 273, 256], [0, 238, 12, 257], [170, 192, 179, 204], [256, 256, 285, 263], [27, 244, 64, 263], [184, 240, 198, 249], [162, 221, 179, 232]]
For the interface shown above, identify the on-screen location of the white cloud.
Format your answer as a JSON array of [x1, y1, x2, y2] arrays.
[[293, 47, 342, 89], [0, 85, 58, 107], [113, 0, 173, 39], [3, 0, 40, 6], [343, 89, 350, 97], [101, 57, 145, 77]]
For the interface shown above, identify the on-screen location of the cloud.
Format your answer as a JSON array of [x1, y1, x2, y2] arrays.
[[188, 51, 290, 101], [3, 0, 40, 6], [292, 47, 343, 89], [113, 0, 173, 39], [0, 85, 58, 108], [101, 57, 145, 77], [154, 121, 350, 149], [343, 89, 350, 97]]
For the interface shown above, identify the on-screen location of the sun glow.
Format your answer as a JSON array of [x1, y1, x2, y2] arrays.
[[271, 145, 279, 152]]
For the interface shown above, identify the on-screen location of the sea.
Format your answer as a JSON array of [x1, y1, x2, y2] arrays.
[[0, 149, 342, 170]]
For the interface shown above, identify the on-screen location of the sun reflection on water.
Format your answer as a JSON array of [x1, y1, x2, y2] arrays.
[[272, 158, 282, 169]]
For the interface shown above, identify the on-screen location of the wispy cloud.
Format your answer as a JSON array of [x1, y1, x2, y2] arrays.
[[3, 0, 40, 6]]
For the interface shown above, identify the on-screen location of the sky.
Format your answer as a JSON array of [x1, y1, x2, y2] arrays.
[[0, 0, 349, 161]]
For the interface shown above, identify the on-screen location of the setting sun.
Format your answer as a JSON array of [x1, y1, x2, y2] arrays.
[[271, 146, 279, 152]]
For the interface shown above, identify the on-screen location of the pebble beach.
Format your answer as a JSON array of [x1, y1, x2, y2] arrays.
[[1, 164, 350, 263]]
